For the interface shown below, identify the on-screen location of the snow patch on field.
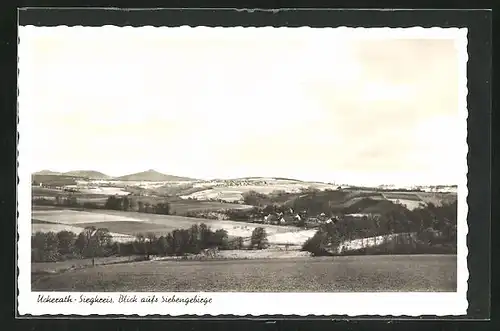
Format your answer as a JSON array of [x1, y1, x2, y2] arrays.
[[31, 209, 304, 243], [181, 183, 336, 201], [218, 249, 312, 259], [210, 222, 301, 239], [32, 210, 148, 224], [386, 199, 425, 210], [31, 223, 135, 242], [77, 187, 130, 195], [32, 223, 85, 234], [337, 232, 417, 253], [267, 229, 318, 245]]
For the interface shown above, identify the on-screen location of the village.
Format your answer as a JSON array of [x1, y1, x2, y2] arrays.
[[186, 206, 377, 229]]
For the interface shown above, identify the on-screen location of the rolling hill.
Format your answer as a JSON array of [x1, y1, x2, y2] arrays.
[[33, 170, 109, 179], [62, 170, 110, 179], [114, 169, 197, 182], [33, 170, 62, 176]]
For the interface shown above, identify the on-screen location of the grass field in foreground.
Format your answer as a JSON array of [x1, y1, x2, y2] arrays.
[[32, 254, 456, 292]]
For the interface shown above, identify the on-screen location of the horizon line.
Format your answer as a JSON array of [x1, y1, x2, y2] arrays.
[[31, 168, 458, 188]]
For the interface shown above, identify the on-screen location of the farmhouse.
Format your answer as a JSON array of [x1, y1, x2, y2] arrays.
[[306, 217, 321, 226], [278, 215, 297, 225]]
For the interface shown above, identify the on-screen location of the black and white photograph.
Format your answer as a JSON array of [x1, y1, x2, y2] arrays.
[[17, 23, 469, 316]]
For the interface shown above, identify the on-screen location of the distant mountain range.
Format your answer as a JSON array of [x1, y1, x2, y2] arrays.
[[114, 169, 197, 182], [33, 170, 110, 179], [33, 169, 197, 182], [233, 176, 304, 182], [34, 170, 63, 176]]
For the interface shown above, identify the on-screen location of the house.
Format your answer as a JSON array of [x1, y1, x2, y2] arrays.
[[317, 213, 331, 223], [279, 215, 296, 225], [264, 214, 279, 224], [307, 217, 320, 224]]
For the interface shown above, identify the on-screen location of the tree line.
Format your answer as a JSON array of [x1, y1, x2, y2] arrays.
[[32, 223, 270, 263], [32, 227, 114, 264], [302, 201, 458, 256], [33, 195, 171, 215]]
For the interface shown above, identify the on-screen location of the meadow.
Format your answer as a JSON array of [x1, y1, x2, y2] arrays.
[[181, 182, 336, 202], [31, 206, 308, 244], [32, 186, 255, 215], [32, 254, 457, 292]]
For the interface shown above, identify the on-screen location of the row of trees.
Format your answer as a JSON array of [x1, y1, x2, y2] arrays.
[[32, 227, 114, 263], [104, 196, 171, 215], [32, 224, 271, 263], [33, 195, 171, 215], [302, 201, 458, 256]]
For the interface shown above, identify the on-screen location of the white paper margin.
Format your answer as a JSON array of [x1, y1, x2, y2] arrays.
[[17, 26, 469, 317]]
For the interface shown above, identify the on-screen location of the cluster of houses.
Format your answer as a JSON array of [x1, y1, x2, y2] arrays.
[[222, 179, 271, 187], [250, 209, 381, 228], [249, 208, 338, 227]]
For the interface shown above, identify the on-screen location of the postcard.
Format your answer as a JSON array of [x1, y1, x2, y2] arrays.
[[17, 25, 468, 316]]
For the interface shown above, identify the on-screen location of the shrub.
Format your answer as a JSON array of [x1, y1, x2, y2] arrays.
[[250, 227, 268, 250]]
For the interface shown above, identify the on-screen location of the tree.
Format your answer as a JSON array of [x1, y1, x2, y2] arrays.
[[78, 226, 111, 265], [263, 204, 275, 214], [56, 230, 76, 256], [165, 233, 175, 255], [242, 190, 267, 205], [135, 233, 148, 258], [31, 231, 59, 262], [129, 198, 137, 211], [155, 201, 170, 215], [74, 232, 87, 255], [146, 232, 157, 256], [69, 195, 78, 207], [199, 223, 212, 249], [111, 242, 121, 256], [235, 236, 244, 250], [44, 232, 60, 261], [171, 229, 191, 255], [157, 236, 168, 256], [250, 227, 268, 250], [213, 229, 229, 249], [122, 196, 130, 211], [302, 229, 331, 256], [94, 228, 112, 256], [137, 201, 145, 213], [105, 196, 121, 210], [188, 224, 201, 253]]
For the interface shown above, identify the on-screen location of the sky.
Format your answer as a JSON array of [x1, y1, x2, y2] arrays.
[[18, 27, 467, 186]]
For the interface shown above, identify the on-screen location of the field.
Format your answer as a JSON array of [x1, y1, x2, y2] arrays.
[[32, 186, 254, 215], [168, 200, 254, 215], [181, 182, 336, 202], [32, 254, 457, 292], [417, 192, 458, 207], [31, 256, 141, 274], [31, 207, 309, 244]]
